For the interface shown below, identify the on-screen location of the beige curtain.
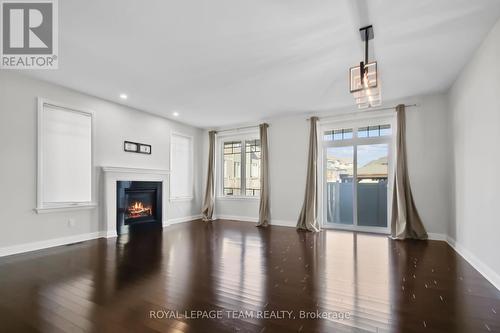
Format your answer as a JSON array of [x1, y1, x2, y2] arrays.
[[201, 131, 216, 222], [257, 123, 270, 227], [297, 117, 321, 232], [391, 105, 428, 239]]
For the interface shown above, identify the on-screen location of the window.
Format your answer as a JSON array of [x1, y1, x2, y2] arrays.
[[37, 99, 95, 212], [323, 128, 353, 141], [170, 133, 193, 200], [357, 124, 391, 138], [245, 139, 261, 196], [324, 124, 391, 141], [223, 141, 242, 195], [222, 138, 261, 197]]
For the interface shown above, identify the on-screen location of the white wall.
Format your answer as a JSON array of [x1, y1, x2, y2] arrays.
[[448, 18, 500, 284], [0, 71, 203, 249], [205, 92, 451, 234], [404, 94, 451, 236]]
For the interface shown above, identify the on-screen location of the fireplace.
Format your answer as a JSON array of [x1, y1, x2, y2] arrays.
[[116, 181, 162, 234]]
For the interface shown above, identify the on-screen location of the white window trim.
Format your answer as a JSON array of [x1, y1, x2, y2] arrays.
[[216, 130, 260, 200], [169, 132, 194, 202], [319, 112, 396, 234], [36, 98, 97, 214]]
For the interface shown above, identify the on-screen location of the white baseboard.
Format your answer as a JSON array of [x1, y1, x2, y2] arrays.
[[0, 215, 202, 258], [164, 214, 202, 226], [0, 231, 106, 258], [104, 230, 118, 238], [428, 233, 500, 291], [269, 219, 296, 228], [445, 236, 500, 291], [214, 220, 452, 236], [213, 217, 499, 291], [215, 215, 258, 223], [215, 215, 296, 228], [3, 216, 498, 292], [427, 233, 448, 241]]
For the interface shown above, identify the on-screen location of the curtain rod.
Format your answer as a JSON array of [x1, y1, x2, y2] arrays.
[[216, 124, 262, 133], [306, 104, 418, 121], [214, 103, 418, 130]]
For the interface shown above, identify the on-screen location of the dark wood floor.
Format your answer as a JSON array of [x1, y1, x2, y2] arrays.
[[0, 220, 499, 333]]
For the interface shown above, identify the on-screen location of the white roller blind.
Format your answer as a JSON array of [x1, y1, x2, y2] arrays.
[[170, 134, 192, 199], [41, 104, 92, 204]]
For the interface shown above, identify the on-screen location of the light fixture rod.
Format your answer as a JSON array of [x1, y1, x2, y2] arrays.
[[359, 25, 374, 64], [364, 29, 369, 64]]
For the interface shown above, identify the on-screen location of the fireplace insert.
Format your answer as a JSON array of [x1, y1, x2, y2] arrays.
[[116, 181, 162, 234]]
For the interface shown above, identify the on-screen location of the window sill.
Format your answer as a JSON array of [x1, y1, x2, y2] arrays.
[[169, 196, 194, 202], [35, 203, 97, 214], [217, 196, 260, 201]]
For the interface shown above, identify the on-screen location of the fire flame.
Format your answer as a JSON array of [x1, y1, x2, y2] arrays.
[[127, 201, 152, 218]]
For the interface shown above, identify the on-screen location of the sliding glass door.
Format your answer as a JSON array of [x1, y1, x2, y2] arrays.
[[323, 120, 393, 233], [325, 146, 354, 225], [356, 143, 389, 228]]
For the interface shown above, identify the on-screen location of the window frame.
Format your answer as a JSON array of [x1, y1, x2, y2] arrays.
[[36, 98, 97, 214], [217, 131, 260, 200], [169, 132, 194, 202]]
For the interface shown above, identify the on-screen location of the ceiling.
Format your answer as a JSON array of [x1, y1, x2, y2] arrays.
[[24, 0, 500, 128]]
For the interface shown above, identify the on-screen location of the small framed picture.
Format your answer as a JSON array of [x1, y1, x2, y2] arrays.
[[139, 144, 151, 154], [124, 141, 138, 152]]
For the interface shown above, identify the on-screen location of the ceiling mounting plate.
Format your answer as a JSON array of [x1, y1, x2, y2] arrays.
[[360, 25, 374, 41]]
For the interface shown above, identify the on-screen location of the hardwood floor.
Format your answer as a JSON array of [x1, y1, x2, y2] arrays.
[[0, 220, 499, 333]]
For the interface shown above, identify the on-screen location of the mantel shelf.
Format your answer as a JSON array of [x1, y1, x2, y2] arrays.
[[101, 166, 170, 175]]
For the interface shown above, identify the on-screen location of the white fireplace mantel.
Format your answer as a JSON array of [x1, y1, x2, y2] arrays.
[[101, 166, 170, 237]]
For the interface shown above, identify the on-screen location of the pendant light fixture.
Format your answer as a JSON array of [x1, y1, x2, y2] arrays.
[[349, 25, 381, 109]]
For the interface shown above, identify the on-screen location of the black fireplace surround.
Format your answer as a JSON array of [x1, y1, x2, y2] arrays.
[[116, 181, 162, 234]]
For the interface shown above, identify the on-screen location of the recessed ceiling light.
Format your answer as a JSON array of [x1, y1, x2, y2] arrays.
[[173, 112, 179, 117], [119, 93, 128, 100]]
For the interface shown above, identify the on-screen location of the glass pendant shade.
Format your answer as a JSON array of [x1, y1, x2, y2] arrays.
[[349, 62, 378, 92], [349, 61, 381, 109]]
